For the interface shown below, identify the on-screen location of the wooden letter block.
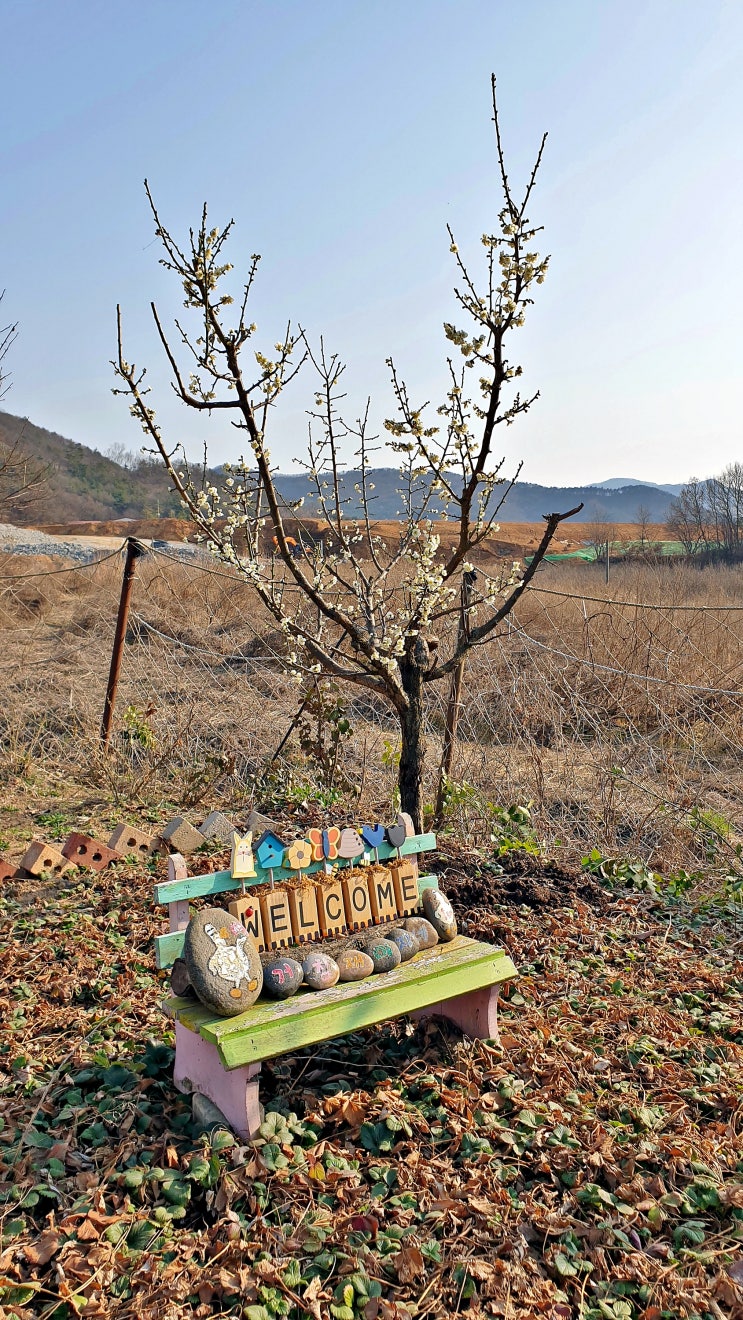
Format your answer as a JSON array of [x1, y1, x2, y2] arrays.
[[314, 878, 347, 938], [20, 840, 74, 877], [108, 824, 162, 857], [342, 872, 373, 932], [368, 865, 398, 923], [228, 895, 266, 953], [260, 889, 293, 951], [288, 884, 321, 944], [62, 832, 122, 871], [390, 857, 420, 916]]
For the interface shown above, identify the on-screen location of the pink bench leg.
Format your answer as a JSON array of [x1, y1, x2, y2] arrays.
[[173, 1022, 262, 1140], [410, 984, 501, 1044]]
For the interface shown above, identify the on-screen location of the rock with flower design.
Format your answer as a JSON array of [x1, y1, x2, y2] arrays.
[[184, 907, 263, 1016]]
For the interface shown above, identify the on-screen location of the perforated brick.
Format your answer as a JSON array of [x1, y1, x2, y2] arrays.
[[20, 841, 74, 877], [108, 824, 162, 858], [0, 857, 18, 882], [157, 818, 205, 854], [62, 833, 122, 871]]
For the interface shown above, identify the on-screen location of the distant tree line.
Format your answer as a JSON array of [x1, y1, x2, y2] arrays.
[[667, 464, 743, 560]]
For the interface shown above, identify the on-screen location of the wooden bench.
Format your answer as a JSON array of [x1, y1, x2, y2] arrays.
[[155, 831, 517, 1139]]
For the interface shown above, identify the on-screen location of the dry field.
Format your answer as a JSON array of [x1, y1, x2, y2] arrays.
[[2, 542, 743, 875], [34, 519, 668, 560]]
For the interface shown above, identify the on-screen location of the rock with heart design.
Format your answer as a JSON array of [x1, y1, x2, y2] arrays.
[[404, 916, 439, 949], [421, 888, 457, 941], [302, 951, 340, 990], [262, 957, 303, 999], [184, 907, 263, 1016]]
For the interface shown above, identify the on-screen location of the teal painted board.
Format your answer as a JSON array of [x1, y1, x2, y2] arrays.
[[165, 936, 516, 1068], [154, 873, 440, 970], [154, 831, 437, 906]]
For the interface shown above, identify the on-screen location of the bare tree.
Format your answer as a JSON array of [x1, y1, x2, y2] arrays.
[[668, 468, 743, 560], [113, 78, 581, 827], [0, 294, 49, 522], [581, 506, 614, 562], [0, 291, 18, 401]]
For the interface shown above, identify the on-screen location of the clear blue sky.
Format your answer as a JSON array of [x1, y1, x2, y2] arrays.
[[2, 0, 741, 486]]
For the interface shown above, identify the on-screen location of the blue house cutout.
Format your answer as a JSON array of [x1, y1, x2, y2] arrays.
[[255, 830, 286, 869]]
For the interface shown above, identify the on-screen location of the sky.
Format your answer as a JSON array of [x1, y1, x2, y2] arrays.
[[2, 0, 742, 487]]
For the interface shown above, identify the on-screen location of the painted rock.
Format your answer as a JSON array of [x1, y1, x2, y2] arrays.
[[404, 916, 439, 949], [262, 957, 304, 999], [302, 951, 340, 990], [366, 939, 402, 974], [183, 907, 263, 1016], [422, 889, 457, 941], [336, 948, 375, 982], [387, 927, 419, 962]]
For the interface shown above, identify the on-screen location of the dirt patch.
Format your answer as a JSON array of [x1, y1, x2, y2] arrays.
[[441, 848, 607, 913]]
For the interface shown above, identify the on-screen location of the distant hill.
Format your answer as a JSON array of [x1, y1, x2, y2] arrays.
[[591, 477, 685, 497], [263, 469, 677, 524], [0, 410, 216, 524], [0, 409, 678, 526]]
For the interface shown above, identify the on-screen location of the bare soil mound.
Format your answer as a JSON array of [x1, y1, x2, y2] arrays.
[[442, 848, 607, 913]]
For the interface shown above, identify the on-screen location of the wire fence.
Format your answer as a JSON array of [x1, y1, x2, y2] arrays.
[[3, 542, 743, 870]]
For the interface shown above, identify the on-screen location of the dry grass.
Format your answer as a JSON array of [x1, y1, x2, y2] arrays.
[[2, 550, 743, 875]]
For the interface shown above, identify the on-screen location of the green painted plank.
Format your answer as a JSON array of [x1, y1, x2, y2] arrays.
[[164, 936, 516, 1068], [154, 873, 440, 970], [154, 832, 437, 906]]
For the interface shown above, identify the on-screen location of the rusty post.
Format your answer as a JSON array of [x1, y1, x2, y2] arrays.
[[100, 537, 147, 749]]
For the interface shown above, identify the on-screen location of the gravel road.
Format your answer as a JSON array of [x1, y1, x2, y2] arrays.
[[0, 524, 204, 564]]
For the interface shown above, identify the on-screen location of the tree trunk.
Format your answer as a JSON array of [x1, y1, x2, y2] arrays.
[[434, 571, 476, 822], [397, 651, 426, 832]]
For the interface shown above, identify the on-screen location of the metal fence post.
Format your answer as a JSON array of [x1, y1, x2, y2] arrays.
[[100, 537, 147, 749]]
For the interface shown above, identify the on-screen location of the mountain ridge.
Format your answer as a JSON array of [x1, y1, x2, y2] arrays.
[[0, 409, 679, 525]]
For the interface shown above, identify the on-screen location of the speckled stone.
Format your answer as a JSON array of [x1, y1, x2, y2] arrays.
[[404, 916, 439, 949], [422, 889, 457, 941], [366, 939, 402, 974], [183, 907, 263, 1016], [302, 951, 340, 990], [387, 928, 419, 962], [336, 948, 375, 982], [262, 957, 304, 999]]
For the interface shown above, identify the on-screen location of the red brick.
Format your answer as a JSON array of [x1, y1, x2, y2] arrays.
[[0, 857, 18, 882], [61, 832, 122, 870]]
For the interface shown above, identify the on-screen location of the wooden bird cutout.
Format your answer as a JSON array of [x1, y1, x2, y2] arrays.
[[361, 823, 386, 850]]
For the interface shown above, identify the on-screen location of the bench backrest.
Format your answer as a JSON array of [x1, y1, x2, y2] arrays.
[[154, 831, 438, 970]]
